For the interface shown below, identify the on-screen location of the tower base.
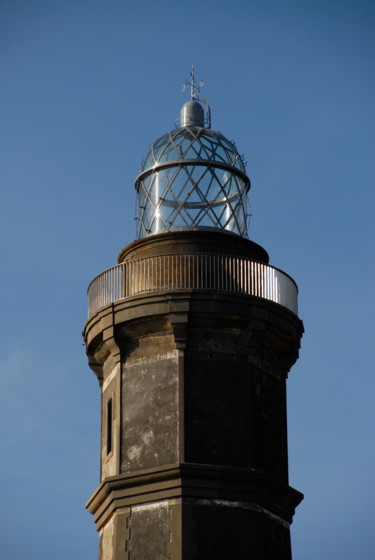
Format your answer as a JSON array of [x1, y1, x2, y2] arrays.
[[84, 230, 304, 560]]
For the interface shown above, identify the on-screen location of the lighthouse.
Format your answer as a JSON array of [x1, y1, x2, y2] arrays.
[[83, 69, 303, 559]]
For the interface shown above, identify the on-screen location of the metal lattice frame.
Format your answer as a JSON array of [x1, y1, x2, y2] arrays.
[[135, 127, 250, 238]]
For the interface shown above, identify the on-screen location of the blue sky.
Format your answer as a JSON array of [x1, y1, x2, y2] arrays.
[[0, 1, 374, 558]]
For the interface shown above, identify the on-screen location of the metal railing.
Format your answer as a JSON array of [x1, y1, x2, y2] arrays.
[[87, 254, 298, 318]]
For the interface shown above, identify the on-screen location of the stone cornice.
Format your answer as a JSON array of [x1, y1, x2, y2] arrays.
[[86, 463, 303, 531], [84, 290, 303, 378]]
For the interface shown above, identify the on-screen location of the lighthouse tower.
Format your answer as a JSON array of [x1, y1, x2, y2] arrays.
[[83, 70, 303, 560]]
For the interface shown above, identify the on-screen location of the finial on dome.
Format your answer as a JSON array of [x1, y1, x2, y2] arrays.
[[183, 64, 204, 101], [181, 65, 211, 128]]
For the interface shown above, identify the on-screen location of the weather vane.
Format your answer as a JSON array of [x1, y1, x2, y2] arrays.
[[182, 64, 204, 100]]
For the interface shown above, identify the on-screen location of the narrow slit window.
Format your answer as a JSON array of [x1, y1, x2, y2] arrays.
[[106, 398, 113, 455]]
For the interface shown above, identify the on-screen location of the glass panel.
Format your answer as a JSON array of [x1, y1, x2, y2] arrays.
[[138, 163, 247, 235], [151, 133, 170, 162], [183, 144, 203, 159], [199, 136, 221, 160], [141, 149, 154, 171], [233, 155, 245, 171]]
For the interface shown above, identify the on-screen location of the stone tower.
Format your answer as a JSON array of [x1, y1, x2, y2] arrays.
[[83, 74, 303, 559]]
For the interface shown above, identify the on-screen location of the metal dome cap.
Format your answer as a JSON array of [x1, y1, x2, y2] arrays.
[[135, 69, 251, 239], [180, 100, 205, 127]]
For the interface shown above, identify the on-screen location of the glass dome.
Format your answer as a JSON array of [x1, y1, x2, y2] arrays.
[[135, 104, 250, 238]]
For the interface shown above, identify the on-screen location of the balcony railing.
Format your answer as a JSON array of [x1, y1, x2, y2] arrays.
[[87, 254, 298, 319]]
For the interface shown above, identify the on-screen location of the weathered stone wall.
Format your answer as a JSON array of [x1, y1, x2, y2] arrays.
[[121, 334, 180, 472]]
